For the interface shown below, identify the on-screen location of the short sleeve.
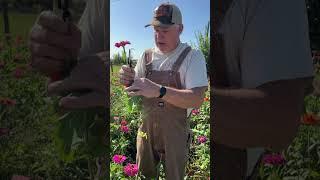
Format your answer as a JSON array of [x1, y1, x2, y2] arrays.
[[184, 50, 209, 89], [78, 0, 108, 58], [134, 52, 146, 78], [241, 0, 314, 88]]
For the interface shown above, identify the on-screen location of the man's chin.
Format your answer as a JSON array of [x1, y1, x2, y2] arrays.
[[157, 46, 168, 53]]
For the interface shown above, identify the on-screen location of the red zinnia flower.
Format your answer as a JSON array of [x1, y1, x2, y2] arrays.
[[204, 97, 209, 101], [121, 120, 128, 126], [301, 113, 320, 125]]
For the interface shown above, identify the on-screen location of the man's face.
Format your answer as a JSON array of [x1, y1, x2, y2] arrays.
[[153, 25, 182, 53]]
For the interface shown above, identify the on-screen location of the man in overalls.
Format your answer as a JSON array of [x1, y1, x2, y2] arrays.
[[119, 3, 208, 179], [212, 0, 314, 179]]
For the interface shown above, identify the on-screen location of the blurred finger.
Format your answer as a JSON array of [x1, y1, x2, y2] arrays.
[[37, 11, 69, 34], [30, 24, 81, 50], [29, 40, 70, 60], [119, 74, 134, 82], [125, 84, 141, 92], [121, 65, 134, 73], [59, 92, 106, 109], [127, 90, 142, 96], [120, 79, 132, 86], [31, 56, 63, 75], [47, 79, 101, 96]]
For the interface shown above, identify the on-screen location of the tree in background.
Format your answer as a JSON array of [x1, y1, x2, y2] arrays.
[[306, 0, 320, 50], [192, 21, 210, 76]]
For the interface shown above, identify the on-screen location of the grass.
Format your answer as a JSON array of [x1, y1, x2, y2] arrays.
[[0, 11, 38, 38]]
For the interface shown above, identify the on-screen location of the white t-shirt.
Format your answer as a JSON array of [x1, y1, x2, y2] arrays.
[[134, 42, 209, 115], [219, 0, 314, 176], [77, 0, 107, 58]]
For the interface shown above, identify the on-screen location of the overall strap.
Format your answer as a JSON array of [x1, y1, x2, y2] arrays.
[[171, 46, 192, 72], [144, 48, 153, 76]]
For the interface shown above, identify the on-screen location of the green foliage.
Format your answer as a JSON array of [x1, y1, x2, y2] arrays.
[[191, 22, 210, 75]]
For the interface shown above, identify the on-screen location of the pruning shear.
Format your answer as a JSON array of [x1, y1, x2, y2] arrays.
[[127, 49, 136, 87], [128, 49, 132, 68], [52, 0, 77, 79]]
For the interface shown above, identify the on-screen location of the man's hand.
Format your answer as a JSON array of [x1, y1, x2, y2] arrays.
[[28, 11, 81, 77], [47, 52, 108, 109], [119, 65, 135, 86], [125, 78, 160, 98]]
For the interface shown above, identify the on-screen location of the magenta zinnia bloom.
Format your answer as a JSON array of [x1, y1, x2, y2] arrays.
[[120, 125, 129, 133], [197, 136, 207, 144], [262, 154, 285, 166], [115, 42, 121, 48], [0, 61, 5, 69], [123, 163, 138, 176], [112, 154, 127, 164], [0, 128, 10, 136], [14, 67, 24, 78], [120, 120, 127, 126], [192, 109, 200, 115]]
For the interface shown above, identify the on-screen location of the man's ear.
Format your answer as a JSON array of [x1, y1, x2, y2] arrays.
[[179, 24, 183, 34]]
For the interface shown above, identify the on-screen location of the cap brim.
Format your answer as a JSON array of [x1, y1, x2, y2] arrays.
[[144, 20, 174, 28]]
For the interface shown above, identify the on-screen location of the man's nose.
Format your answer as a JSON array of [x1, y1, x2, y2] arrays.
[[156, 32, 164, 40]]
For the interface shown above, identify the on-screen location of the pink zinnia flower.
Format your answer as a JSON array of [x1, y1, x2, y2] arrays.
[[112, 154, 127, 164], [115, 42, 121, 48], [123, 163, 138, 177], [262, 154, 285, 166], [192, 109, 200, 116], [0, 128, 10, 136], [14, 53, 23, 62], [197, 136, 207, 144], [120, 125, 129, 133], [0, 97, 16, 106], [121, 120, 127, 126], [0, 61, 5, 69], [14, 67, 24, 78], [113, 116, 120, 121], [15, 35, 23, 44], [123, 40, 131, 45], [11, 175, 30, 180]]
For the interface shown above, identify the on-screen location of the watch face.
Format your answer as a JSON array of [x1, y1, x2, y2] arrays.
[[159, 86, 166, 98]]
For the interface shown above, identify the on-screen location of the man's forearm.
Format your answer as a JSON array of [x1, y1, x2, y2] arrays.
[[162, 86, 207, 109], [212, 79, 306, 150]]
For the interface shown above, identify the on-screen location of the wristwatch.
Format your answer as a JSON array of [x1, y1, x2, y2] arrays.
[[158, 86, 167, 98]]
